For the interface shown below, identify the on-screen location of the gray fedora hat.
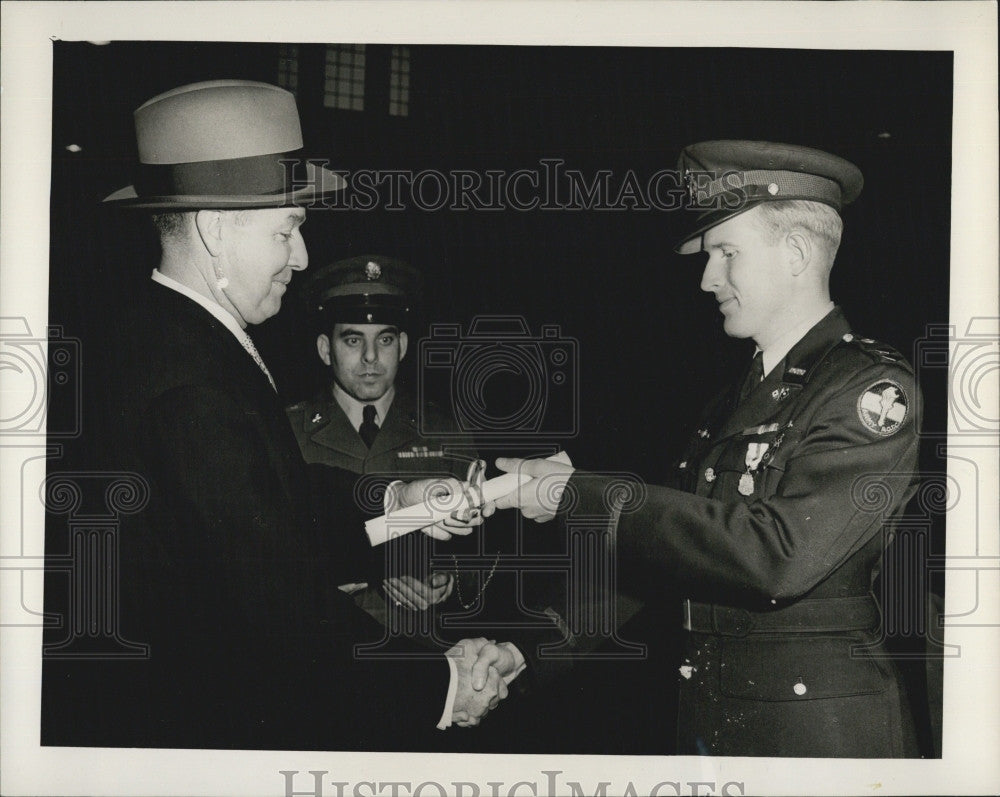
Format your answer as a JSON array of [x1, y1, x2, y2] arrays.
[[103, 80, 345, 209]]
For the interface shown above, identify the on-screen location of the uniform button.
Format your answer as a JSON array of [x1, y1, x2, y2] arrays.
[[678, 461, 688, 469], [842, 333, 854, 342], [704, 468, 716, 483], [793, 681, 807, 696]]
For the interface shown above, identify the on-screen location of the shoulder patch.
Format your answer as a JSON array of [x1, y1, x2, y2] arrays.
[[857, 379, 908, 435]]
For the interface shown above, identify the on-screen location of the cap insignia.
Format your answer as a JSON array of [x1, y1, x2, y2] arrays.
[[365, 261, 382, 280]]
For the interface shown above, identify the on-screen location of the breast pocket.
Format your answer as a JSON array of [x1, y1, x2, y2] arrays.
[[708, 429, 791, 501]]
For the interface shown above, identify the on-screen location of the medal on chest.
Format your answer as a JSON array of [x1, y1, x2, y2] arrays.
[[739, 441, 770, 496]]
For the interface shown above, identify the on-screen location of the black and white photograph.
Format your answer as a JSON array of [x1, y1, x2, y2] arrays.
[[1, 3, 997, 796]]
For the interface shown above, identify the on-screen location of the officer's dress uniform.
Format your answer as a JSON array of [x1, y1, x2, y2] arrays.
[[568, 307, 921, 757]]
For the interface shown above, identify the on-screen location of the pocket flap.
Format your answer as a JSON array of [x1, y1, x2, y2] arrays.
[[720, 636, 887, 701]]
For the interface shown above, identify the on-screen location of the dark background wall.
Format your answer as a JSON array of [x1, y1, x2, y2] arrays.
[[49, 41, 951, 481], [46, 40, 951, 756]]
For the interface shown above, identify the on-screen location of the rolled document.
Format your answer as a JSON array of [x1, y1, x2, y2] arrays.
[[364, 451, 572, 546]]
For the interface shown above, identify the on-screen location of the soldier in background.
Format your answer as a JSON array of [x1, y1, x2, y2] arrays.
[[287, 255, 479, 615]]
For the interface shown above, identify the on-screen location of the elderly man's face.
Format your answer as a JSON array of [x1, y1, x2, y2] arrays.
[[699, 206, 795, 349], [217, 207, 308, 325], [318, 324, 409, 402]]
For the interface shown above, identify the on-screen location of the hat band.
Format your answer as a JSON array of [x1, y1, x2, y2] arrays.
[[691, 169, 842, 209], [323, 283, 406, 299], [318, 294, 411, 319], [134, 152, 295, 198]]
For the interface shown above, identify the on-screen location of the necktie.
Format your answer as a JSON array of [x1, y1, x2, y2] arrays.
[[738, 350, 764, 404], [359, 404, 379, 448], [240, 331, 276, 391]]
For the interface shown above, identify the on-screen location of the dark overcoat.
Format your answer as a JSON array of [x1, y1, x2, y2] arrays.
[[42, 282, 450, 751], [568, 308, 921, 757]]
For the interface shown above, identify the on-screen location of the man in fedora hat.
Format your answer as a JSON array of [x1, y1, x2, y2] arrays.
[[287, 255, 479, 615], [41, 80, 518, 751], [488, 141, 922, 757]]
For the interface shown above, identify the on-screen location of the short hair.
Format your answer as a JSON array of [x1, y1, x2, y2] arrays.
[[150, 212, 190, 241], [753, 200, 844, 263], [150, 209, 253, 242]]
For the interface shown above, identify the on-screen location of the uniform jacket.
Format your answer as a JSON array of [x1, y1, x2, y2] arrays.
[[42, 282, 449, 751], [286, 387, 569, 676], [567, 307, 921, 756], [287, 389, 477, 479]]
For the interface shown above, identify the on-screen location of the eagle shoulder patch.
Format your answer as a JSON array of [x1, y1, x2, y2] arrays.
[[857, 379, 908, 436]]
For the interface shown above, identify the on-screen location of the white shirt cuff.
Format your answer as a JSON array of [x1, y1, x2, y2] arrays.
[[384, 480, 405, 513], [436, 644, 525, 730], [437, 655, 459, 730]]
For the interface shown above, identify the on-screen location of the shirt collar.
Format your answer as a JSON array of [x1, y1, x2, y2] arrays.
[[759, 301, 835, 377], [332, 382, 396, 432], [151, 269, 246, 343]]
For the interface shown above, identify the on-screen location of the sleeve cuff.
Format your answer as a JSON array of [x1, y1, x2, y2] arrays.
[[501, 642, 526, 685], [384, 480, 406, 514], [436, 653, 459, 730]]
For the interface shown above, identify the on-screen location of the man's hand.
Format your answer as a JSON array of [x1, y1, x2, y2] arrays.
[[470, 640, 523, 690], [390, 477, 496, 540], [494, 457, 576, 523], [383, 572, 454, 611], [448, 637, 508, 727]]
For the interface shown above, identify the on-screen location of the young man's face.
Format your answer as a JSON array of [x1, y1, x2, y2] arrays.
[[699, 206, 795, 349], [216, 207, 308, 325], [318, 323, 408, 402]]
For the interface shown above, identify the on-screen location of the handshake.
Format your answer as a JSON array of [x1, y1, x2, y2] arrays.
[[445, 637, 524, 728], [386, 455, 577, 729]]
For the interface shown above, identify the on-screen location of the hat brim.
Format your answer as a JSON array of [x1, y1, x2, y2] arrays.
[[675, 201, 765, 255], [103, 161, 345, 210], [675, 194, 844, 255]]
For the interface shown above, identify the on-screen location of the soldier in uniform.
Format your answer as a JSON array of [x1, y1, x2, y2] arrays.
[[489, 141, 922, 757], [287, 256, 574, 753], [287, 255, 479, 614]]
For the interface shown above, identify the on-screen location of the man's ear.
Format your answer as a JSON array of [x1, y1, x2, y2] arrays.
[[785, 230, 812, 276], [398, 331, 409, 362], [194, 210, 225, 257], [316, 334, 332, 366]]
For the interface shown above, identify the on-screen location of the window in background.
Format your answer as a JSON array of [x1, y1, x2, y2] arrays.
[[324, 44, 366, 111], [277, 44, 299, 96], [389, 45, 410, 117]]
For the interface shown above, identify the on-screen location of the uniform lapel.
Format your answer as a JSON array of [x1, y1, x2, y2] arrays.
[[716, 307, 851, 443], [367, 390, 420, 460], [308, 396, 369, 460], [717, 366, 787, 440]]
